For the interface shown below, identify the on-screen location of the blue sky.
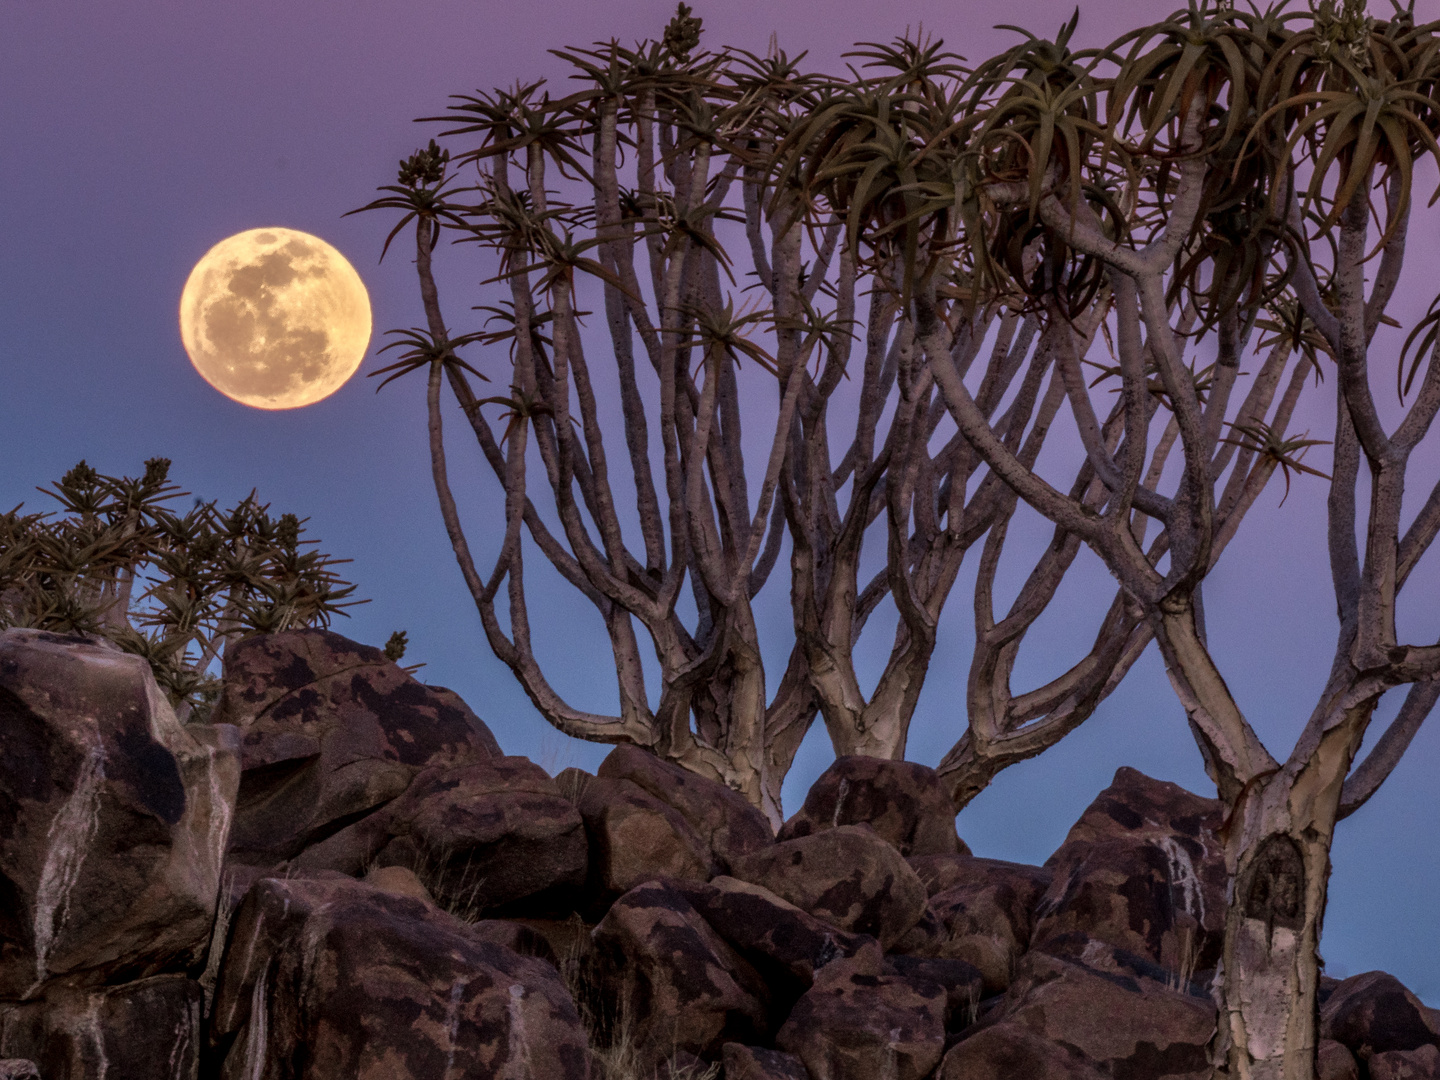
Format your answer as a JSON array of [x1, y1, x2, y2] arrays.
[[2, 0, 1436, 1001]]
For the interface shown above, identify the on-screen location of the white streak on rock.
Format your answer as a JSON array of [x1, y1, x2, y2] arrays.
[[1159, 836, 1206, 922], [242, 972, 269, 1080], [442, 978, 468, 1080], [33, 743, 106, 983], [505, 983, 531, 1080]]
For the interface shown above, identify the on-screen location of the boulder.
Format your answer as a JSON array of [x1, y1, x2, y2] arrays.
[[573, 775, 716, 902], [210, 874, 589, 1080], [882, 955, 986, 1031], [889, 903, 945, 957], [778, 756, 964, 857], [0, 629, 239, 998], [671, 876, 872, 991], [1033, 933, 1210, 997], [776, 944, 947, 1080], [983, 940, 1215, 1080], [465, 921, 559, 966], [211, 629, 498, 869], [722, 1043, 811, 1080], [1033, 767, 1227, 974], [1370, 1044, 1440, 1080], [908, 854, 1051, 902], [362, 863, 434, 904], [1318, 1038, 1359, 1080], [936, 1023, 1108, 1080], [1321, 971, 1440, 1058], [730, 826, 927, 949], [0, 1062, 38, 1080], [597, 746, 773, 871], [588, 880, 769, 1070], [0, 974, 202, 1080], [366, 758, 588, 916], [903, 857, 1053, 993]]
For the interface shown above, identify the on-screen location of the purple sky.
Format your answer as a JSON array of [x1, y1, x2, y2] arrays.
[[3, 0, 1436, 1001]]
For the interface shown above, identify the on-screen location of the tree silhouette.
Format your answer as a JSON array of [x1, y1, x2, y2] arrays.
[[0, 459, 360, 718]]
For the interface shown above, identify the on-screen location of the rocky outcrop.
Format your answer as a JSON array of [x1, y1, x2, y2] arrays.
[[722, 1042, 810, 1080], [1032, 767, 1227, 975], [366, 757, 588, 915], [901, 856, 1053, 992], [672, 875, 871, 992], [212, 629, 498, 870], [1318, 1038, 1360, 1080], [0, 629, 239, 999], [210, 874, 589, 1079], [730, 825, 927, 949], [973, 938, 1216, 1080], [0, 975, 202, 1080], [778, 756, 966, 858], [587, 879, 769, 1070], [7, 632, 1436, 1080], [597, 745, 773, 872], [571, 773, 716, 902], [1370, 1044, 1440, 1080], [937, 1023, 1109, 1079], [776, 944, 947, 1080], [1322, 971, 1440, 1060]]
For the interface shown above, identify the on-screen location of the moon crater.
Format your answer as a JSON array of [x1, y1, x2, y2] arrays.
[[180, 228, 371, 409]]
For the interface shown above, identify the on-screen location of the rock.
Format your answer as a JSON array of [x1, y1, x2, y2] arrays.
[[722, 1043, 811, 1080], [597, 746, 773, 871], [889, 903, 945, 957], [1318, 1038, 1359, 1080], [1032, 767, 1227, 974], [936, 1023, 1108, 1080], [906, 857, 1053, 993], [776, 944, 947, 1080], [1321, 971, 1440, 1058], [1319, 974, 1344, 1006], [574, 775, 715, 902], [211, 629, 497, 869], [363, 863, 434, 903], [778, 756, 964, 857], [1370, 1044, 1440, 1080], [0, 974, 202, 1080], [730, 825, 927, 949], [1033, 933, 1210, 997], [210, 875, 589, 1080], [587, 879, 768, 1070], [368, 758, 588, 916], [671, 876, 872, 990], [0, 1062, 38, 1080], [984, 941, 1215, 1080], [883, 955, 986, 1030], [908, 854, 1051, 901], [465, 920, 559, 966], [0, 629, 240, 998]]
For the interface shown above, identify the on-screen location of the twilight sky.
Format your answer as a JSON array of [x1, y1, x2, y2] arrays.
[[2, 0, 1436, 1001]]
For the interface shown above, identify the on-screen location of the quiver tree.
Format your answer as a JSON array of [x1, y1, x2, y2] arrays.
[[0, 458, 361, 717], [908, 2, 1440, 1076], [360, 5, 1305, 826]]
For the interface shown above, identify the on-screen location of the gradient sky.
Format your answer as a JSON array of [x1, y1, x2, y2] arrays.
[[3, 0, 1436, 1002]]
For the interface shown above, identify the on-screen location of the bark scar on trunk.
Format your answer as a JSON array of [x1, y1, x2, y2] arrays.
[[1242, 833, 1305, 938]]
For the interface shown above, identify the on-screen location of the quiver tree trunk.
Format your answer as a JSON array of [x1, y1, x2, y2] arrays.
[[1215, 785, 1338, 1080]]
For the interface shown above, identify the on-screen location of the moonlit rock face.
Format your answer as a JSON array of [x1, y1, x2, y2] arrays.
[[179, 227, 371, 409]]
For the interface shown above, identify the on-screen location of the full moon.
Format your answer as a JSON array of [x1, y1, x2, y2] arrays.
[[179, 227, 371, 409]]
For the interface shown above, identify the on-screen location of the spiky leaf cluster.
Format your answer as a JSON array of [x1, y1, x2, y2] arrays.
[[0, 460, 360, 717]]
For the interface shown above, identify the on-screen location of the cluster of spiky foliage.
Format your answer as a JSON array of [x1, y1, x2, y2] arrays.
[[355, 0, 1440, 838], [0, 459, 360, 717]]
